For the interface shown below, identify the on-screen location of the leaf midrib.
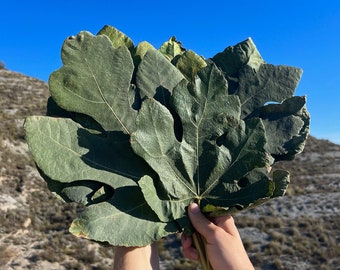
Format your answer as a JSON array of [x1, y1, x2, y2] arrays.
[[84, 56, 131, 134], [193, 85, 209, 196]]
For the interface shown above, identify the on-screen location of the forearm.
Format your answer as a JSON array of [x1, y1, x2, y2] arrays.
[[113, 243, 160, 270]]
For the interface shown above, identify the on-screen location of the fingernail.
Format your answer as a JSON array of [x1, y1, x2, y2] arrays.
[[189, 203, 200, 214]]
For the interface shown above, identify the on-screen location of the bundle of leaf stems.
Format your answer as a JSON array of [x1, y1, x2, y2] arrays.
[[193, 230, 212, 270], [191, 199, 212, 270]]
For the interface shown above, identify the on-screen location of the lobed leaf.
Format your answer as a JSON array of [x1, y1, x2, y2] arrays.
[[49, 31, 136, 134], [131, 64, 278, 221], [24, 116, 146, 188], [69, 186, 179, 246], [25, 25, 310, 246], [136, 48, 184, 107]]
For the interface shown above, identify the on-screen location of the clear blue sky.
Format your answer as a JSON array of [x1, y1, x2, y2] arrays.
[[1, 0, 339, 144]]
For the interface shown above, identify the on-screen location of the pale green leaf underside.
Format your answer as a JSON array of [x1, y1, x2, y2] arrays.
[[25, 25, 310, 246], [97, 25, 134, 50], [173, 50, 207, 81], [131, 64, 275, 222], [49, 31, 136, 134], [136, 48, 184, 107], [69, 186, 178, 246], [24, 116, 143, 188], [159, 36, 185, 60], [211, 37, 302, 119], [212, 37, 264, 77]]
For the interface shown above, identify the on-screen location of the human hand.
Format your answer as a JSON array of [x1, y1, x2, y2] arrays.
[[181, 203, 254, 270]]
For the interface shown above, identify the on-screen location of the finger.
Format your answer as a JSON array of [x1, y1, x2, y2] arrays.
[[181, 233, 193, 249], [181, 233, 199, 260], [188, 203, 217, 238], [212, 215, 240, 237], [182, 245, 199, 261]]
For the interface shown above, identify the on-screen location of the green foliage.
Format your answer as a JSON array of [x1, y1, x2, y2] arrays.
[[25, 25, 310, 246]]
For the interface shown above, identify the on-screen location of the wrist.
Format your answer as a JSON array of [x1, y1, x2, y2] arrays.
[[113, 243, 159, 270]]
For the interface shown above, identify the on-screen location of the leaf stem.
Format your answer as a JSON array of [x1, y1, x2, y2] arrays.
[[193, 232, 212, 270], [192, 200, 212, 270]]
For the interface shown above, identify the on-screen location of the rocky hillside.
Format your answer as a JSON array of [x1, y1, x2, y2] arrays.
[[0, 69, 339, 269]]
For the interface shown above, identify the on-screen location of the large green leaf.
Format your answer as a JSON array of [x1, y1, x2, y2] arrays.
[[136, 47, 184, 107], [49, 31, 136, 134], [25, 116, 146, 187], [212, 38, 302, 118], [131, 64, 277, 221], [235, 64, 302, 118], [69, 186, 179, 246], [25, 25, 310, 247], [25, 115, 177, 245]]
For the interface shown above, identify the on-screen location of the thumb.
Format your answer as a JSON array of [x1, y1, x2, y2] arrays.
[[188, 203, 216, 238]]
